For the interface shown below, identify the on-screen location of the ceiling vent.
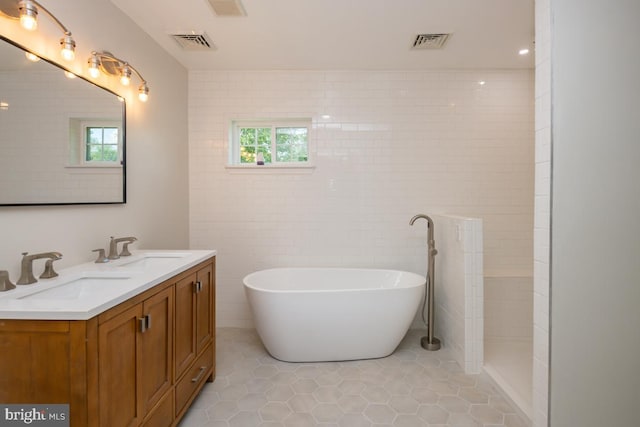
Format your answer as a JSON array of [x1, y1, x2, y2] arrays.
[[411, 33, 451, 50], [207, 0, 247, 16], [170, 32, 216, 51]]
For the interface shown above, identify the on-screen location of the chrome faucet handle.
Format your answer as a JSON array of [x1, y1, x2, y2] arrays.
[[92, 249, 109, 263], [0, 270, 16, 292], [40, 258, 60, 279], [120, 241, 134, 257]]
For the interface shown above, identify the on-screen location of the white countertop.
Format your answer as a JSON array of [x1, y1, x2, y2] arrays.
[[0, 249, 216, 321]]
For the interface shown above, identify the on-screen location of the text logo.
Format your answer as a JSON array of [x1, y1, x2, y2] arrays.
[[0, 405, 68, 426]]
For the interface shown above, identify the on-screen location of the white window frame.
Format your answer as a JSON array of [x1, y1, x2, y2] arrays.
[[228, 119, 314, 169], [81, 120, 123, 167]]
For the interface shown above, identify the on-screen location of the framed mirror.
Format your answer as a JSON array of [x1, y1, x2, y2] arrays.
[[0, 36, 126, 206]]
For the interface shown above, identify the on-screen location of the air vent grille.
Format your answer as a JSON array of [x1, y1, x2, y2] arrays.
[[170, 33, 216, 51], [411, 33, 451, 50]]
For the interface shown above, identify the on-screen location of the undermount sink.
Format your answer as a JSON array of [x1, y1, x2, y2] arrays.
[[19, 273, 130, 300], [117, 252, 192, 269]]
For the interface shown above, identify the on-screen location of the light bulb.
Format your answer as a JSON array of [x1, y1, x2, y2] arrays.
[[88, 55, 101, 78], [120, 65, 131, 86], [64, 71, 76, 79], [60, 34, 76, 61], [138, 83, 149, 102], [519, 48, 530, 56], [18, 0, 38, 31], [25, 52, 40, 62]]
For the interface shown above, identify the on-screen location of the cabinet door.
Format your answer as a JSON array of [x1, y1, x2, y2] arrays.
[[195, 263, 214, 354], [99, 305, 143, 427], [141, 287, 174, 415], [174, 272, 196, 380]]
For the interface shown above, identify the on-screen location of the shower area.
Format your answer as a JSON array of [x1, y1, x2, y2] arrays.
[[433, 216, 534, 423], [483, 276, 534, 420]]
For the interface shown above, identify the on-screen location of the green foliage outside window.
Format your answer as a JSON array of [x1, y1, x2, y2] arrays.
[[86, 127, 119, 162], [276, 127, 308, 162], [240, 127, 271, 163], [238, 125, 308, 164]]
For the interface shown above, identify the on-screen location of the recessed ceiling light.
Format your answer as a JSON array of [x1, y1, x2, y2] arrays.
[[478, 81, 486, 86], [519, 48, 530, 55]]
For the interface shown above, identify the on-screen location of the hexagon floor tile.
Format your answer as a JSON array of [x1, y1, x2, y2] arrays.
[[178, 328, 529, 427]]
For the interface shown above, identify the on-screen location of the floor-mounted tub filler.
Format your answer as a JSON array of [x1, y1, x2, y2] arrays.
[[243, 267, 424, 362], [410, 213, 442, 351]]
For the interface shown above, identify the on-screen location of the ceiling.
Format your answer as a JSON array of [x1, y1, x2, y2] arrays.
[[113, 0, 534, 71]]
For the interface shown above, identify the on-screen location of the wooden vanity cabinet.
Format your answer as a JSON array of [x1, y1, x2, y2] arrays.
[[174, 261, 215, 419], [0, 256, 215, 427], [175, 263, 214, 380], [97, 283, 174, 427]]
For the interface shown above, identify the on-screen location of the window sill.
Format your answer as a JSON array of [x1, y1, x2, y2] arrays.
[[225, 164, 315, 174], [65, 164, 122, 169]]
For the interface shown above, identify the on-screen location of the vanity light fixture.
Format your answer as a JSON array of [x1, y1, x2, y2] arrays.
[[0, 0, 76, 61], [17, 0, 76, 60], [88, 51, 150, 102]]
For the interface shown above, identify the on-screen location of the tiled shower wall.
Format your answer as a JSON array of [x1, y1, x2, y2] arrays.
[[484, 276, 533, 342], [188, 70, 534, 328], [432, 215, 484, 374]]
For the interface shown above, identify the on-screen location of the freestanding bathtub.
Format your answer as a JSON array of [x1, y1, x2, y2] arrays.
[[243, 268, 425, 362]]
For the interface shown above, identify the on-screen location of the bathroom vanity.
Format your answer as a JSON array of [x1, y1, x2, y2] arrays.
[[0, 250, 216, 427]]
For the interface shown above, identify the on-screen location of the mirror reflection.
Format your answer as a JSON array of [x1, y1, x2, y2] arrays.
[[0, 36, 126, 205]]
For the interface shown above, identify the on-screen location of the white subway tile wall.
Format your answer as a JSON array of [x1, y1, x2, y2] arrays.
[[432, 215, 484, 374], [484, 277, 533, 341], [534, 0, 552, 425], [188, 70, 534, 329]]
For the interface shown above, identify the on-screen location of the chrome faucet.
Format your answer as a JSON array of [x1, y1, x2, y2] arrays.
[[409, 214, 441, 351], [108, 236, 137, 260], [17, 252, 63, 285]]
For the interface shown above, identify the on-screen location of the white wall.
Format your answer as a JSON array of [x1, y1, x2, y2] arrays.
[[484, 277, 532, 342], [533, 0, 551, 425], [0, 0, 189, 277], [550, 0, 640, 425], [188, 69, 534, 327]]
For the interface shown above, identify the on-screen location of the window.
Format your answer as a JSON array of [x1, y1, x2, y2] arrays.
[[85, 125, 120, 163], [230, 120, 311, 166]]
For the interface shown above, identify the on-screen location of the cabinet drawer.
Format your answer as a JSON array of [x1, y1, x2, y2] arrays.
[[175, 344, 213, 416]]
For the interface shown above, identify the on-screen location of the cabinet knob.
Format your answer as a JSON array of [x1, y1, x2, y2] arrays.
[[194, 281, 202, 293]]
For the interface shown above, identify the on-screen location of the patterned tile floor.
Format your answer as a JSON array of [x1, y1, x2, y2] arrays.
[[179, 328, 528, 427]]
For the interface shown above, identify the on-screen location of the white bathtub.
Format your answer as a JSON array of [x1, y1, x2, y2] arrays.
[[243, 268, 425, 362]]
